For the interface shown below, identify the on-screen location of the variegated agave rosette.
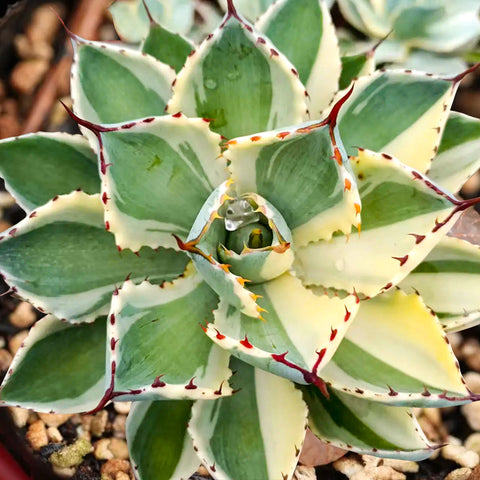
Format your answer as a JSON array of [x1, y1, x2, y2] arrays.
[[2, 0, 480, 479]]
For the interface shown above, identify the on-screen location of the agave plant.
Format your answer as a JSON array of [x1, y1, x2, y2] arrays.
[[1, 0, 480, 479], [337, 0, 480, 74]]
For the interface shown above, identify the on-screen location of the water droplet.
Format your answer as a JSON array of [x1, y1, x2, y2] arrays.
[[204, 78, 217, 90], [226, 70, 240, 81], [335, 259, 345, 272]]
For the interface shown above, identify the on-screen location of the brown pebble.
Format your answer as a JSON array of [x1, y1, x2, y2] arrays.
[[90, 410, 108, 437], [26, 419, 49, 450], [38, 413, 73, 428], [113, 401, 131, 415], [47, 427, 63, 443], [112, 414, 126, 438], [0, 348, 13, 371], [8, 330, 29, 355], [94, 438, 114, 460], [26, 3, 65, 44], [10, 59, 49, 95], [14, 34, 54, 61], [109, 438, 129, 460], [445, 467, 473, 480], [101, 458, 131, 479], [9, 302, 37, 328], [471, 464, 480, 480], [114, 472, 130, 480], [8, 407, 30, 428], [197, 465, 210, 476], [0, 116, 20, 140]]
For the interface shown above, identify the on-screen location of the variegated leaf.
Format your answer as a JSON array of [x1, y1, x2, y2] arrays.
[[127, 400, 199, 480], [71, 36, 174, 147], [294, 148, 470, 297], [189, 357, 307, 480], [0, 315, 105, 413], [226, 110, 361, 247], [256, 0, 341, 116], [142, 23, 194, 72], [0, 192, 188, 323], [95, 114, 226, 252], [336, 70, 457, 173], [105, 265, 232, 402], [167, 4, 307, 139], [218, 0, 276, 22], [321, 290, 473, 407], [205, 273, 359, 386], [339, 50, 375, 90], [0, 133, 99, 213], [303, 386, 434, 461], [428, 112, 480, 193], [400, 235, 480, 332]]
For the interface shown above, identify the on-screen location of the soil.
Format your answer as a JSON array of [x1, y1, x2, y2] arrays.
[[1, 1, 480, 480]]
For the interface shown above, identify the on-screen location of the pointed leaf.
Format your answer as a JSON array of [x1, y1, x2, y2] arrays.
[[428, 112, 480, 193], [337, 70, 457, 173], [189, 357, 307, 480], [303, 386, 434, 461], [106, 266, 232, 401], [400, 235, 480, 332], [97, 114, 226, 251], [294, 148, 466, 297], [142, 23, 194, 72], [256, 0, 341, 116], [71, 37, 174, 146], [0, 133, 99, 212], [0, 315, 105, 413], [321, 290, 472, 407], [0, 192, 188, 323], [127, 400, 199, 480], [339, 50, 375, 90], [206, 273, 359, 385], [168, 8, 307, 139], [226, 119, 361, 246], [218, 0, 276, 22]]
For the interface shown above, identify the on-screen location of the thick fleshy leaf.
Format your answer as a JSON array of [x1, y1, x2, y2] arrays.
[[0, 315, 106, 413], [142, 23, 194, 72], [339, 50, 375, 90], [167, 5, 307, 139], [336, 70, 457, 173], [71, 37, 175, 147], [321, 290, 473, 407], [428, 112, 480, 193], [218, 0, 276, 22], [127, 400, 199, 480], [205, 273, 359, 386], [294, 148, 467, 297], [226, 117, 361, 247], [105, 265, 232, 401], [109, 0, 194, 43], [0, 133, 99, 213], [303, 385, 434, 461], [256, 0, 341, 116], [189, 357, 307, 480], [182, 182, 264, 319], [400, 236, 480, 332], [96, 114, 226, 252], [0, 192, 188, 323]]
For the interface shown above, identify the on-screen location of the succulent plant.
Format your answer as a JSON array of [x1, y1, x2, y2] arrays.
[[2, 0, 480, 479], [337, 0, 480, 74]]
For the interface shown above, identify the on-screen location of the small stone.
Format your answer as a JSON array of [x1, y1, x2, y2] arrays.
[[26, 419, 49, 450], [115, 473, 130, 480], [197, 465, 210, 476], [112, 414, 127, 438], [94, 438, 114, 460], [351, 466, 405, 480], [27, 411, 39, 424], [109, 438, 129, 459], [90, 410, 108, 437], [9, 302, 36, 328], [471, 464, 480, 480], [465, 372, 480, 393], [444, 467, 473, 480], [38, 413, 72, 428], [0, 348, 13, 371], [333, 456, 364, 478], [113, 401, 131, 415], [382, 459, 419, 473], [0, 191, 15, 208], [10, 59, 49, 95], [9, 407, 30, 427], [300, 429, 346, 466], [462, 402, 480, 431], [52, 465, 76, 478], [100, 458, 131, 479], [8, 330, 28, 355], [26, 3, 65, 44], [14, 34, 54, 61], [47, 427, 63, 443], [442, 443, 480, 468], [466, 433, 480, 454], [294, 465, 316, 479], [49, 438, 93, 468]]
